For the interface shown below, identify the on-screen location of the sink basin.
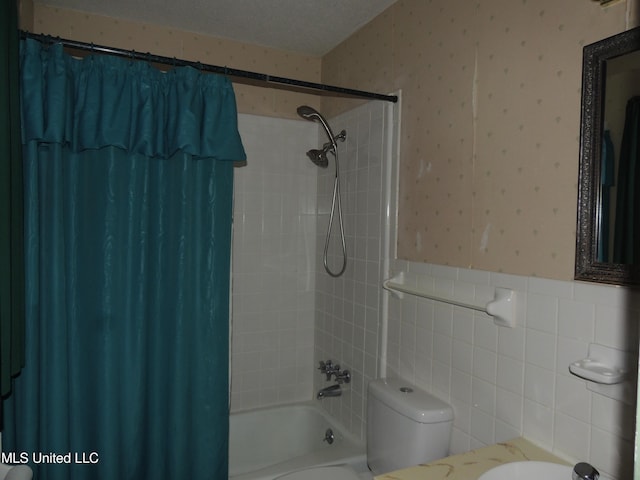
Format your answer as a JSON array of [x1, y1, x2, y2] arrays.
[[479, 461, 572, 480]]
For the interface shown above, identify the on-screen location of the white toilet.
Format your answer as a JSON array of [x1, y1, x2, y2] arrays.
[[276, 377, 453, 480]]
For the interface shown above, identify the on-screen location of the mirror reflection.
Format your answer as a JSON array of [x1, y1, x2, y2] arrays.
[[575, 27, 640, 284], [599, 50, 640, 265]]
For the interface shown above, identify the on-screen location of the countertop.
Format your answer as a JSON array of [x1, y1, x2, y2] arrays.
[[374, 437, 569, 480]]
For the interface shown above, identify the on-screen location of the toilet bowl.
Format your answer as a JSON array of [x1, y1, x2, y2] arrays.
[[276, 378, 453, 479]]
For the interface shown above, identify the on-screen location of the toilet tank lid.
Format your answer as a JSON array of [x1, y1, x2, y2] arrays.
[[369, 378, 453, 423]]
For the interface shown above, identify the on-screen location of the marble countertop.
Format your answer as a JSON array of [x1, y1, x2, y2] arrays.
[[374, 437, 569, 480]]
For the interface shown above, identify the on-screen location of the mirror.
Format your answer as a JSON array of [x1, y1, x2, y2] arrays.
[[576, 26, 640, 285]]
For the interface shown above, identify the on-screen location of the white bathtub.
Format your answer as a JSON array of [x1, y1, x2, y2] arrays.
[[229, 403, 366, 480]]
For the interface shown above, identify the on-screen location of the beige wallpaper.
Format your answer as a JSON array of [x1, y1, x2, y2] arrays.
[[21, 1, 638, 280], [322, 0, 632, 280], [27, 3, 322, 120], [18, 0, 34, 30]]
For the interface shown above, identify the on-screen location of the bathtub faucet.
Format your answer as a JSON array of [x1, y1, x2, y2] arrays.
[[317, 384, 341, 399], [318, 360, 351, 384], [318, 360, 338, 381]]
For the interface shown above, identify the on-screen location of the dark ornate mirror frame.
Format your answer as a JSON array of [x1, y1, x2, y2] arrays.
[[576, 26, 640, 285]]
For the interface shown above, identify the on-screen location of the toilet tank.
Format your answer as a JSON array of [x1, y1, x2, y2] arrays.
[[367, 378, 453, 475]]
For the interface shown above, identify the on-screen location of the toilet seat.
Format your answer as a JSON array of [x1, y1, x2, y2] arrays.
[[275, 465, 361, 480]]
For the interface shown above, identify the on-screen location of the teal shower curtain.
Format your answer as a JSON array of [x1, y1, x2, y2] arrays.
[[0, 0, 26, 399], [4, 39, 246, 480]]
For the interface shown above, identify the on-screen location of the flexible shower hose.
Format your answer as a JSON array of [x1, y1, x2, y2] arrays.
[[323, 150, 347, 277]]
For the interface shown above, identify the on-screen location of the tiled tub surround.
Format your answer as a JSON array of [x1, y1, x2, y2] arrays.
[[385, 260, 639, 480], [228, 107, 636, 480], [231, 114, 319, 411], [314, 100, 394, 441]]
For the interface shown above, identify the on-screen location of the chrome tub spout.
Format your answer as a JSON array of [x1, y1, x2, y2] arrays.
[[317, 384, 341, 399]]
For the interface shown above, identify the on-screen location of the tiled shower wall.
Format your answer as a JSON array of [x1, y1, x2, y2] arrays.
[[230, 114, 318, 411], [385, 261, 639, 480], [230, 106, 637, 480], [313, 100, 392, 440]]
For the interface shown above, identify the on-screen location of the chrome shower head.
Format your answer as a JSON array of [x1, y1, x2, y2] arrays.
[[306, 149, 329, 168], [297, 105, 337, 149], [298, 105, 347, 169], [306, 141, 333, 168], [297, 105, 321, 121], [298, 106, 348, 277]]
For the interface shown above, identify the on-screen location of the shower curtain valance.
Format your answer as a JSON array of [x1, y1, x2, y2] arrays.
[[20, 38, 246, 162]]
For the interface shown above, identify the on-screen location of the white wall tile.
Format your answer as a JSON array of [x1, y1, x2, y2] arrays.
[[232, 108, 638, 479], [554, 412, 590, 462], [527, 293, 558, 334], [472, 378, 496, 415], [595, 304, 639, 351], [591, 394, 636, 441], [452, 339, 473, 374], [496, 387, 523, 430], [314, 100, 389, 439], [474, 316, 499, 352], [527, 277, 574, 299], [558, 299, 595, 342], [473, 347, 497, 384], [434, 304, 454, 336], [231, 114, 318, 411], [495, 420, 521, 444], [496, 354, 524, 394], [450, 427, 472, 455], [590, 427, 635, 480], [497, 324, 525, 360], [385, 260, 638, 479], [523, 399, 554, 445], [451, 369, 473, 404], [470, 408, 495, 445], [453, 309, 474, 344], [524, 364, 555, 408], [555, 374, 591, 423], [526, 328, 557, 371]]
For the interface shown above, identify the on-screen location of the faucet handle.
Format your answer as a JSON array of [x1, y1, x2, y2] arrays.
[[318, 360, 334, 380], [325, 365, 338, 381], [335, 369, 351, 384], [318, 360, 332, 372], [573, 463, 599, 480]]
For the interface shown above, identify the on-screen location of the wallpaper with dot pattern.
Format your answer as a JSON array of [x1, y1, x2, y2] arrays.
[[322, 0, 631, 280], [28, 3, 322, 120], [24, 0, 636, 280]]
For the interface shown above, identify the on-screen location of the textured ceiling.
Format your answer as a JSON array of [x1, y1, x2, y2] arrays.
[[38, 0, 398, 56]]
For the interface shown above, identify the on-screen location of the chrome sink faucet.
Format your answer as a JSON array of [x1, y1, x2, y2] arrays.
[[573, 463, 599, 480]]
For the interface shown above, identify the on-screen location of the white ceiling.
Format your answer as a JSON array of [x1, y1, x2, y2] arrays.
[[39, 0, 398, 56]]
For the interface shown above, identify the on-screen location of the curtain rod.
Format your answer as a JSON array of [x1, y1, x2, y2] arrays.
[[20, 31, 398, 103]]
